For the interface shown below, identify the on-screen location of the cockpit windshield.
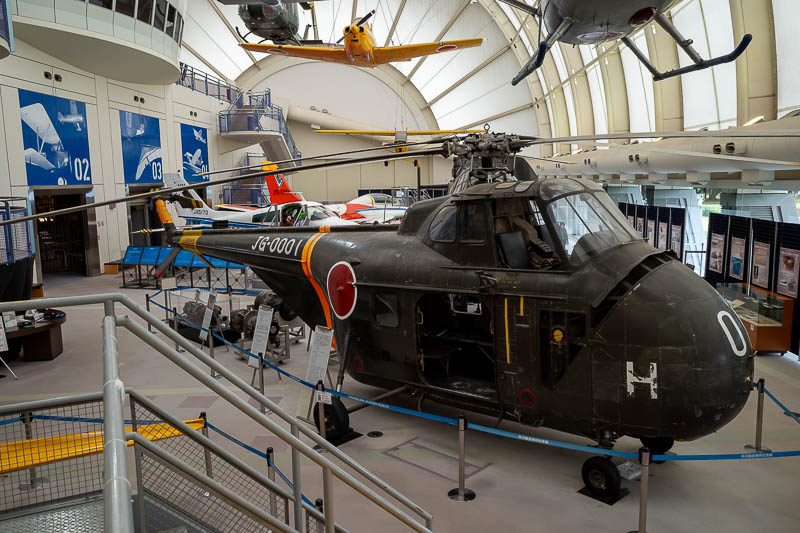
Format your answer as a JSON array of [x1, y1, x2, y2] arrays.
[[546, 190, 640, 264]]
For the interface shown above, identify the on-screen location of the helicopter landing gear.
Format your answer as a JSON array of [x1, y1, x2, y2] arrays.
[[314, 397, 349, 442], [581, 456, 621, 500]]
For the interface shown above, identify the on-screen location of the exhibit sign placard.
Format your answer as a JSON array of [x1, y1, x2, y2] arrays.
[[709, 233, 726, 274], [305, 327, 334, 385], [198, 289, 216, 343], [729, 237, 746, 280], [250, 306, 275, 362], [670, 225, 682, 258], [636, 218, 644, 236], [180, 123, 210, 183], [657, 222, 668, 251], [627, 215, 635, 228], [0, 317, 8, 353], [19, 89, 91, 186], [777, 247, 800, 298], [647, 220, 656, 247], [752, 242, 771, 289], [120, 110, 162, 184]]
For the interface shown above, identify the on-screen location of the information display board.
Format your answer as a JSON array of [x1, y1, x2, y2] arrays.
[[180, 123, 209, 183], [120, 110, 162, 184], [19, 89, 91, 186]]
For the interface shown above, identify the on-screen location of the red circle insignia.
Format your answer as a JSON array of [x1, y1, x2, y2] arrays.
[[519, 389, 536, 408], [327, 261, 357, 320]]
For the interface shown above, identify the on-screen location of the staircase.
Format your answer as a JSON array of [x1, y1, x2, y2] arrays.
[[0, 294, 433, 533], [218, 91, 301, 163], [223, 153, 272, 208]]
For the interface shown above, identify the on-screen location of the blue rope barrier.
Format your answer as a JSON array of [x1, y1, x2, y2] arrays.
[[146, 290, 800, 465], [0, 418, 19, 426], [763, 387, 800, 426], [205, 422, 314, 506]]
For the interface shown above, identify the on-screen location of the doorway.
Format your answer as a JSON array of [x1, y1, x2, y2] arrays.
[[34, 193, 88, 275]]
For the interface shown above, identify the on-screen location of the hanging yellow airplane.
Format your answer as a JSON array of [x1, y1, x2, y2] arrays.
[[240, 10, 483, 67]]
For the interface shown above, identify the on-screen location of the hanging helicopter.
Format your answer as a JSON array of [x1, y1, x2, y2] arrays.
[[216, 0, 326, 46], [497, 0, 752, 85], [13, 129, 800, 498]]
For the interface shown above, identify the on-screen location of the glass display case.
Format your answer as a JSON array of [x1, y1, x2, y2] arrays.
[[716, 282, 794, 353]]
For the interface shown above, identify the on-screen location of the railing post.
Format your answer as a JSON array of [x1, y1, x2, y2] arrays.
[[746, 378, 772, 453], [172, 307, 180, 352], [266, 447, 278, 518], [316, 381, 326, 441], [19, 411, 46, 490], [322, 466, 335, 533], [448, 414, 475, 502], [291, 422, 305, 533], [130, 397, 147, 532], [145, 293, 152, 333], [200, 411, 214, 479], [628, 447, 650, 533], [102, 300, 134, 533], [258, 352, 266, 415]]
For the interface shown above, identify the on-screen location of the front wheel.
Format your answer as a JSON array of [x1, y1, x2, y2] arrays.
[[581, 456, 621, 498]]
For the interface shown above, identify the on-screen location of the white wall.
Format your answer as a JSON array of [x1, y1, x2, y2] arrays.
[[0, 38, 223, 268]]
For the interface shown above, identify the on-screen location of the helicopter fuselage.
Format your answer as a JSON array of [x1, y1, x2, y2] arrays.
[[542, 0, 676, 44], [176, 177, 753, 444]]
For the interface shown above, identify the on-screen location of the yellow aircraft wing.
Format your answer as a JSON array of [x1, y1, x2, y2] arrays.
[[241, 43, 348, 63], [373, 38, 483, 64]]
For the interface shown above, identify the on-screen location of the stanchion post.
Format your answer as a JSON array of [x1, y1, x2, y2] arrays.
[[316, 380, 327, 441], [145, 293, 152, 333], [322, 466, 334, 533], [258, 352, 266, 415], [19, 411, 46, 490], [199, 411, 214, 479], [208, 328, 219, 379], [171, 307, 180, 352], [448, 414, 475, 501], [745, 378, 772, 453], [628, 447, 650, 533], [266, 447, 278, 518]]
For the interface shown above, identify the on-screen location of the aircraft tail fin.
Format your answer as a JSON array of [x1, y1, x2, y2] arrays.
[[164, 172, 205, 204], [262, 161, 301, 204]]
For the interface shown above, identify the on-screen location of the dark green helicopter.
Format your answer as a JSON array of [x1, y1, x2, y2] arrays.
[[10, 132, 757, 498], [166, 132, 756, 498]]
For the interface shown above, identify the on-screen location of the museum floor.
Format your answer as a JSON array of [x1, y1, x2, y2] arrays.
[[2, 274, 800, 533]]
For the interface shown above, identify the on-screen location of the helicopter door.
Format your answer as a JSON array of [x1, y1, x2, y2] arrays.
[[416, 292, 496, 400]]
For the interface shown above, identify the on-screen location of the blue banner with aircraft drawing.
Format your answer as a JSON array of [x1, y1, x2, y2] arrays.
[[180, 123, 209, 183], [19, 89, 91, 186], [120, 110, 162, 184]]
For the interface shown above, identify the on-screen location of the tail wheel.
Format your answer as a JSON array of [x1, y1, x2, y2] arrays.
[[581, 456, 621, 498], [313, 397, 349, 442]]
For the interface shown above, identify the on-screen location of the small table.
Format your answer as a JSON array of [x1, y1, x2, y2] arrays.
[[5, 317, 66, 361]]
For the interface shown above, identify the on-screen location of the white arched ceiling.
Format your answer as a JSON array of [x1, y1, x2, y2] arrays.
[[180, 0, 788, 159]]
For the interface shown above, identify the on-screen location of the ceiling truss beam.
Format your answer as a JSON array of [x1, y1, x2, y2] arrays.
[[205, 0, 260, 68], [384, 0, 408, 47], [406, 0, 471, 81], [181, 42, 234, 84]]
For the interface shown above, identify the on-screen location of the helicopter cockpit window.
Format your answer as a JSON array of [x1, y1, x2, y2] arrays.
[[539, 179, 583, 201], [375, 293, 399, 328], [494, 198, 558, 269], [548, 192, 639, 264], [429, 206, 457, 243], [459, 203, 488, 243]]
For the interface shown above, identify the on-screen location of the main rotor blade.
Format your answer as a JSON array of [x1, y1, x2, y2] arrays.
[[519, 130, 800, 146], [567, 140, 800, 168], [1, 148, 444, 228], [198, 137, 453, 177]]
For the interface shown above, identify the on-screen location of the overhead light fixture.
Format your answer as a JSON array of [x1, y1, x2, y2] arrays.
[[743, 115, 765, 127]]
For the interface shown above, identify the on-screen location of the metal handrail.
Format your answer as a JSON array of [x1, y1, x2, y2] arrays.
[[0, 294, 433, 532], [129, 433, 297, 533]]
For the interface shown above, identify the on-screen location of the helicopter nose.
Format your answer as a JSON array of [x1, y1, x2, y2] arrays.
[[594, 259, 754, 441]]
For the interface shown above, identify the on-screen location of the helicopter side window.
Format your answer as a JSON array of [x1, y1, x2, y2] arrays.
[[374, 293, 399, 328], [429, 206, 457, 243], [494, 198, 558, 269], [459, 203, 488, 244]]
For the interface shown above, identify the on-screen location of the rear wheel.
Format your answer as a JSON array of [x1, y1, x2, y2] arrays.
[[581, 456, 621, 498]]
